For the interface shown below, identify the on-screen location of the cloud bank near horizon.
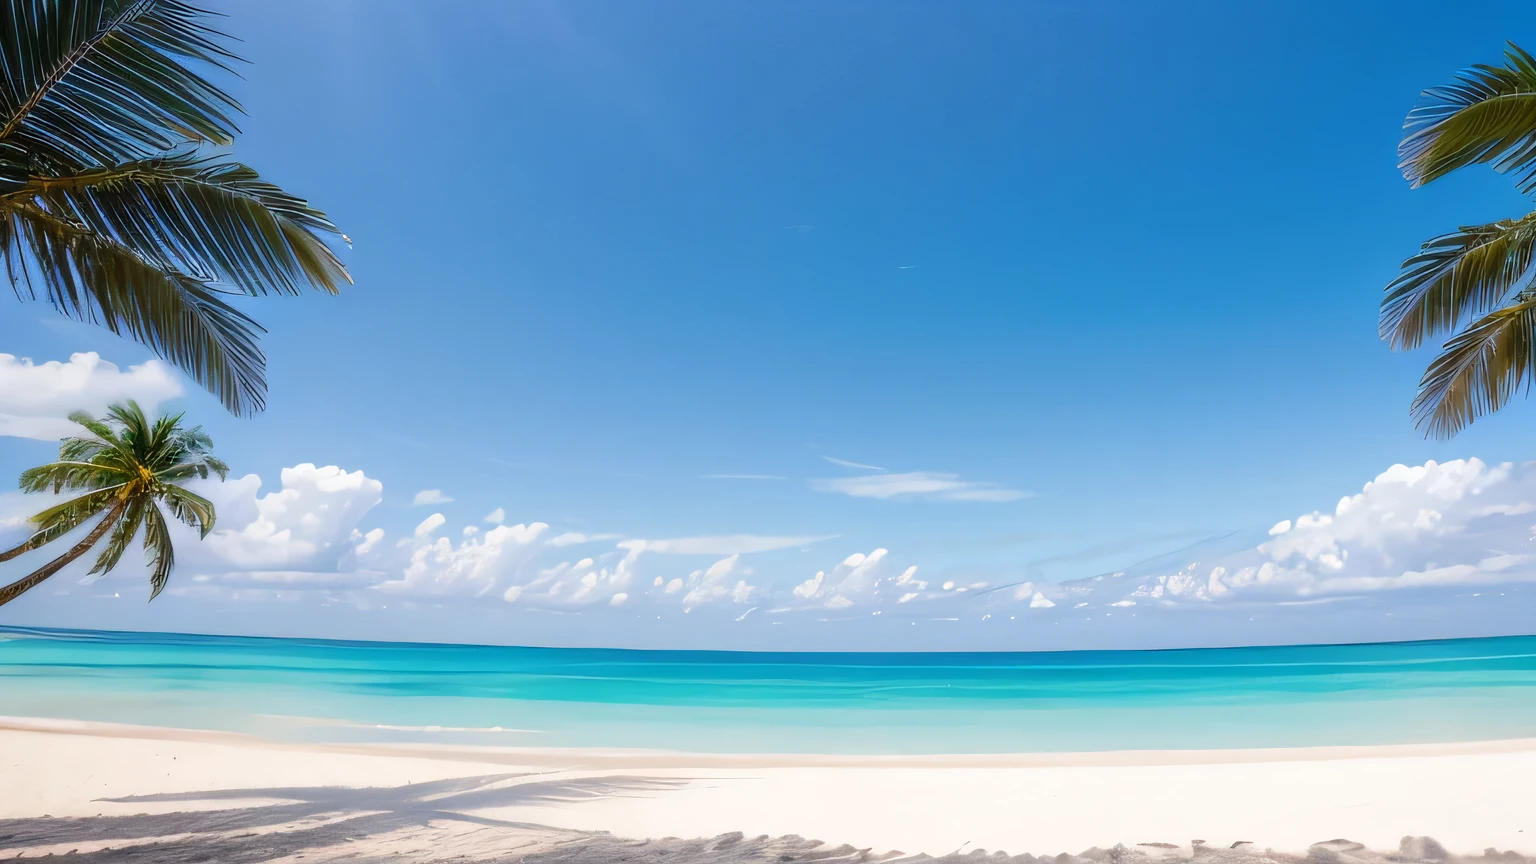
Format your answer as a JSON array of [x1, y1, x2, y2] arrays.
[[2, 353, 1536, 632]]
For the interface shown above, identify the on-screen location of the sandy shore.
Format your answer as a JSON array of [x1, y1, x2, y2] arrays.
[[1, 717, 1533, 861]]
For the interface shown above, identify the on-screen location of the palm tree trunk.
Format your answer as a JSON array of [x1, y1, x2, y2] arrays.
[[0, 499, 126, 609]]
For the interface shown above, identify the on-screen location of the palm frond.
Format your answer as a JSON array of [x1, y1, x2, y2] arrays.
[[141, 503, 175, 600], [1400, 42, 1536, 192], [157, 458, 225, 483], [24, 486, 126, 546], [0, 0, 243, 168], [89, 494, 146, 575], [16, 153, 351, 296], [57, 434, 110, 463], [1412, 290, 1536, 438], [18, 460, 130, 494], [3, 200, 269, 414], [1381, 212, 1536, 349], [159, 485, 214, 536]]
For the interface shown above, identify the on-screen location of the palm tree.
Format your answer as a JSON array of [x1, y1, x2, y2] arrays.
[[1383, 42, 1536, 438], [0, 401, 224, 609], [0, 0, 351, 417]]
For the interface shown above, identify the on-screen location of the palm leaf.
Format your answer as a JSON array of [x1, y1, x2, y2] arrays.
[[3, 200, 269, 414], [159, 485, 214, 536], [141, 502, 175, 599], [24, 486, 127, 547], [0, 0, 243, 168], [1411, 291, 1536, 438], [18, 153, 351, 296], [18, 460, 130, 494], [89, 494, 146, 575], [157, 458, 224, 483], [1381, 212, 1536, 349], [1400, 42, 1536, 192]]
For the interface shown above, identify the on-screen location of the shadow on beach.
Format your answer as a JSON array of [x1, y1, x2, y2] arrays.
[[0, 773, 1530, 864]]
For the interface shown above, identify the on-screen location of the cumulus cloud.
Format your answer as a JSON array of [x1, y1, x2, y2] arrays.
[[381, 521, 549, 597], [1049, 458, 1536, 608], [0, 352, 181, 440], [504, 542, 640, 606], [412, 489, 453, 506], [679, 553, 758, 609], [790, 548, 894, 608], [191, 465, 383, 574], [812, 471, 1028, 503]]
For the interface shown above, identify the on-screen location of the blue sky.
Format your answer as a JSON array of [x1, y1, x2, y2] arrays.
[[5, 1, 1536, 649]]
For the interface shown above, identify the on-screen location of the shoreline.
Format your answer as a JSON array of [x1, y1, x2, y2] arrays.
[[2, 716, 1534, 857], [6, 713, 1536, 770]]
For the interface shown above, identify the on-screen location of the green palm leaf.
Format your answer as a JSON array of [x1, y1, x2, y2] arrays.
[[19, 153, 350, 296], [3, 200, 269, 414], [141, 503, 175, 599], [90, 494, 146, 575], [0, 0, 351, 416], [1411, 291, 1536, 438], [24, 486, 128, 546], [1382, 213, 1536, 350], [159, 485, 215, 536], [18, 460, 131, 494], [1400, 42, 1536, 192], [0, 0, 242, 168]]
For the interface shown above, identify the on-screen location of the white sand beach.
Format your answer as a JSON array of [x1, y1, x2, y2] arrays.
[[1, 716, 1532, 861]]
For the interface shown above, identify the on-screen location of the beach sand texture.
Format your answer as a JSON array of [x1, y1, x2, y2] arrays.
[[1, 719, 1533, 862]]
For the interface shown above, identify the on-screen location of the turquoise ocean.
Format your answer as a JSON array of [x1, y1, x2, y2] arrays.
[[2, 625, 1535, 754]]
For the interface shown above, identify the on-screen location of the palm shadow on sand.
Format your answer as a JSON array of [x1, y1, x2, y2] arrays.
[[0, 771, 689, 862]]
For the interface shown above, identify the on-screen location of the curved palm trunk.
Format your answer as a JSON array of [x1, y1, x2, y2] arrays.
[[0, 499, 126, 609]]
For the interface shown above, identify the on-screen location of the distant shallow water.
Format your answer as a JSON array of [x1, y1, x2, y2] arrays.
[[2, 626, 1535, 754]]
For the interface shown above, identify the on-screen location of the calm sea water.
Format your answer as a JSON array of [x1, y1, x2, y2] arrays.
[[2, 625, 1535, 754]]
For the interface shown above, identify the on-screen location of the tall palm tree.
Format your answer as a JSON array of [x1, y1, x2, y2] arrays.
[[0, 0, 351, 416], [0, 401, 224, 609], [1383, 42, 1536, 438]]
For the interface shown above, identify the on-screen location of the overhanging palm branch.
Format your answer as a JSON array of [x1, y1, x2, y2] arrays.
[[1410, 291, 1536, 439], [0, 0, 351, 416], [1384, 42, 1536, 437], [1400, 42, 1536, 192], [0, 400, 224, 608]]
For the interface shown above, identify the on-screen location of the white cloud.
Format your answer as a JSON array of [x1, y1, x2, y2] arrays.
[[550, 531, 621, 547], [484, 508, 505, 524], [413, 489, 453, 506], [191, 464, 384, 574], [680, 553, 758, 609], [382, 521, 549, 598], [637, 534, 833, 555], [811, 471, 1028, 503], [1224, 459, 1536, 596], [821, 455, 886, 471], [502, 540, 639, 606], [1034, 458, 1536, 609], [0, 352, 181, 440], [414, 513, 447, 538], [790, 548, 891, 608]]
